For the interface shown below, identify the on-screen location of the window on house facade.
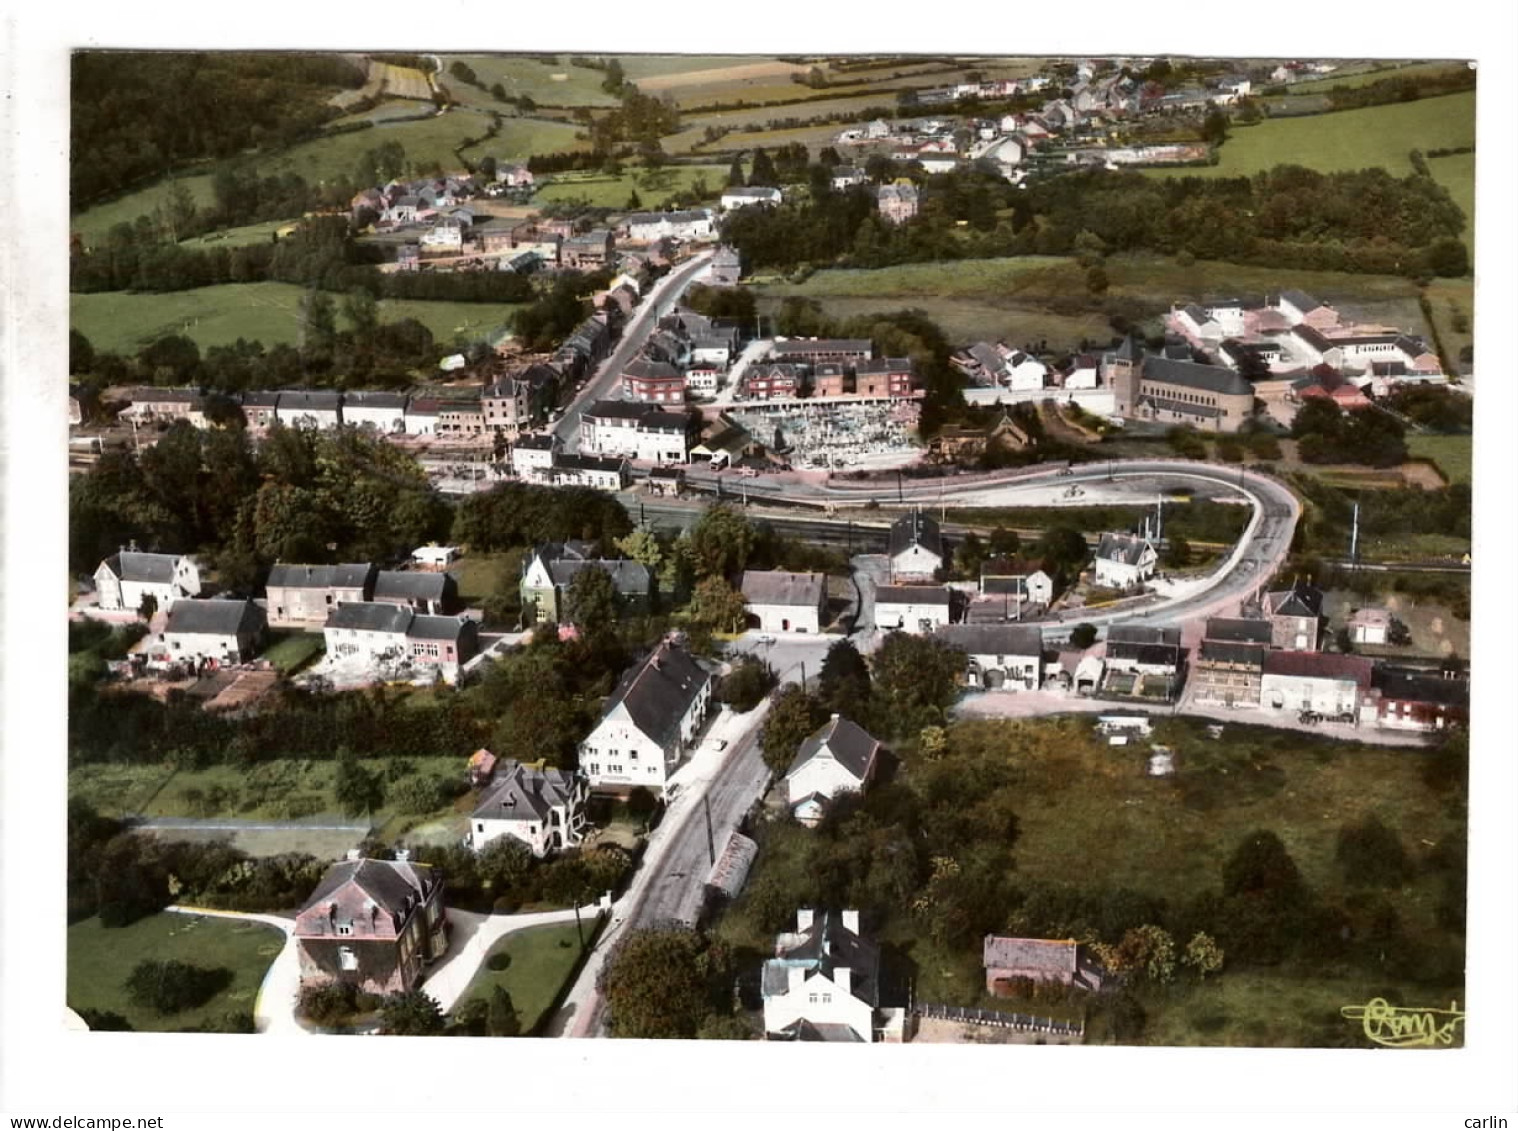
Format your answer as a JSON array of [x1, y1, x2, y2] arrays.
[[339, 946, 358, 971], [337, 922, 352, 936]]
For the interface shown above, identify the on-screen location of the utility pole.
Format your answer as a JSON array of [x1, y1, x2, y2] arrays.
[[704, 794, 716, 868], [1349, 500, 1360, 565], [897, 470, 904, 505]]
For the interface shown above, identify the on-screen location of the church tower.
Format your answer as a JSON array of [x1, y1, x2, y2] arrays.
[[1105, 334, 1142, 418]]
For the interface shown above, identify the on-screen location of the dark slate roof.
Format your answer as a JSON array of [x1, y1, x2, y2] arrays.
[[1374, 669, 1469, 708], [1292, 324, 1334, 352], [771, 338, 872, 357], [515, 433, 560, 450], [549, 559, 651, 597], [279, 390, 343, 411], [472, 760, 577, 822], [968, 342, 1006, 374], [934, 623, 1043, 656], [267, 563, 375, 590], [1113, 335, 1140, 361], [373, 571, 452, 602], [1265, 584, 1324, 619], [1107, 640, 1180, 667], [325, 602, 414, 633], [642, 410, 692, 432], [625, 358, 682, 380], [741, 570, 826, 608], [875, 585, 951, 606], [240, 391, 281, 409], [1107, 624, 1181, 648], [1199, 640, 1265, 668], [585, 399, 655, 420], [1279, 289, 1323, 313], [1262, 651, 1374, 686], [1182, 303, 1212, 325], [164, 598, 261, 637], [604, 642, 711, 749], [626, 209, 710, 226], [1140, 356, 1253, 396], [406, 615, 470, 643], [1096, 532, 1154, 566], [789, 716, 881, 782], [983, 936, 1079, 976], [1204, 617, 1273, 645], [981, 576, 1029, 597], [103, 551, 185, 584], [765, 910, 880, 1006], [775, 1019, 867, 1042], [301, 858, 437, 916], [856, 357, 913, 374], [555, 454, 628, 475], [888, 510, 944, 560], [1143, 395, 1222, 419], [128, 386, 201, 405]]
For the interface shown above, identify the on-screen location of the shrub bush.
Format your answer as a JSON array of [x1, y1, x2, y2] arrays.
[[124, 960, 233, 1015]]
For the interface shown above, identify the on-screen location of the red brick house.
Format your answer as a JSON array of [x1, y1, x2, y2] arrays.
[[743, 363, 801, 400], [294, 858, 449, 996], [622, 358, 686, 404], [855, 357, 915, 398], [1370, 667, 1469, 732]]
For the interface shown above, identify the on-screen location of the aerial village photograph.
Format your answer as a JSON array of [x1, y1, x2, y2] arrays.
[[5, 4, 1514, 1124]]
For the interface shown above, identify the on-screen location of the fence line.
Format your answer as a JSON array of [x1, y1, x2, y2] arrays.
[[915, 1001, 1084, 1037]]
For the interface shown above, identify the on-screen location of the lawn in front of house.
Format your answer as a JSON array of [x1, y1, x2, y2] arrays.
[[260, 632, 325, 675], [450, 548, 528, 610], [452, 922, 589, 1033], [67, 912, 285, 1031]]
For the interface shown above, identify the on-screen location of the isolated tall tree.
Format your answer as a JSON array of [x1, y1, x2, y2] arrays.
[[564, 565, 618, 636], [759, 685, 827, 774], [748, 147, 778, 188], [689, 504, 757, 579], [486, 986, 521, 1037], [599, 928, 730, 1039], [378, 990, 446, 1036], [727, 155, 747, 188]]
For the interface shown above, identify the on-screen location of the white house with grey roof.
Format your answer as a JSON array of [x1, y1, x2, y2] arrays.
[[579, 641, 713, 795], [372, 570, 458, 616], [157, 598, 266, 668], [1093, 532, 1158, 589], [934, 623, 1043, 689], [93, 551, 202, 613], [322, 602, 478, 683], [741, 570, 827, 634], [721, 185, 782, 211], [265, 562, 376, 628], [888, 510, 945, 583], [873, 585, 951, 634], [784, 715, 882, 826], [341, 392, 409, 433], [275, 390, 343, 430], [762, 909, 904, 1042], [469, 759, 588, 857]]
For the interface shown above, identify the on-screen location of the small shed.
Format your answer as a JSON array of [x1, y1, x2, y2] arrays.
[[412, 545, 462, 571], [467, 747, 498, 787]]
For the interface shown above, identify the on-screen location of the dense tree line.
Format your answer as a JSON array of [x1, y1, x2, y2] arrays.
[[69, 424, 451, 584], [72, 52, 364, 208], [1289, 472, 1471, 551], [722, 163, 1469, 278], [1290, 399, 1409, 467]]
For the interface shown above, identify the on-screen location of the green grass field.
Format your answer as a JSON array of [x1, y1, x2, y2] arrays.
[[71, 282, 520, 354], [1406, 434, 1473, 486], [72, 174, 219, 248], [443, 54, 620, 108], [614, 55, 781, 81], [687, 91, 899, 132], [756, 294, 1114, 354], [694, 122, 853, 154], [1426, 151, 1476, 253], [531, 164, 729, 208], [177, 219, 300, 250], [457, 115, 590, 164], [454, 922, 588, 1033], [450, 548, 527, 607], [68, 755, 467, 822], [1283, 60, 1469, 94], [326, 99, 437, 128], [1424, 277, 1474, 373], [67, 913, 285, 1032], [1145, 91, 1475, 181]]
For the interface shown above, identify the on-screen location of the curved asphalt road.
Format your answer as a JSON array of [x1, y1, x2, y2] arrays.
[[678, 458, 1301, 635]]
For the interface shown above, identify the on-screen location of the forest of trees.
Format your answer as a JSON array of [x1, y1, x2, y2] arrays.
[[71, 52, 365, 208], [721, 163, 1470, 279]]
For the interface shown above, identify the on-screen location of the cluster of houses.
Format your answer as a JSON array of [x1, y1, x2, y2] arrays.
[[834, 59, 1258, 183], [740, 338, 918, 404], [620, 305, 743, 404], [119, 373, 557, 444], [90, 548, 480, 683], [1166, 290, 1447, 398]]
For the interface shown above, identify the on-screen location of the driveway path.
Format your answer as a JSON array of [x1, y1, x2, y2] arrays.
[[164, 905, 304, 1035]]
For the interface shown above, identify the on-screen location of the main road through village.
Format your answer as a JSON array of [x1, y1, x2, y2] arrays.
[[532, 249, 1313, 1038]]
